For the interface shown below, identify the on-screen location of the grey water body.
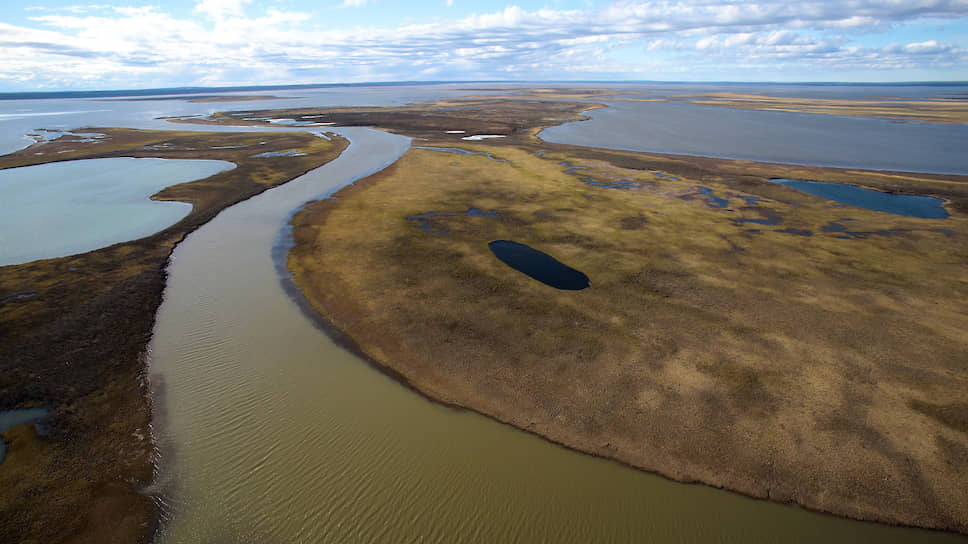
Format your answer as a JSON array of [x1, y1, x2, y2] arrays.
[[0, 84, 481, 263], [0, 158, 234, 266], [0, 83, 484, 156], [771, 179, 951, 218], [540, 94, 968, 175]]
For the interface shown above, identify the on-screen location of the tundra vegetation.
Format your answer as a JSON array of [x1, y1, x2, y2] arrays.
[[273, 96, 968, 534], [0, 128, 347, 543]]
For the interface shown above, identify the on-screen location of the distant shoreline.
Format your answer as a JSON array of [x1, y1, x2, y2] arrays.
[[2, 80, 966, 101]]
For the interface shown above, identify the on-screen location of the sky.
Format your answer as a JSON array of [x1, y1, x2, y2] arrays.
[[0, 0, 966, 91]]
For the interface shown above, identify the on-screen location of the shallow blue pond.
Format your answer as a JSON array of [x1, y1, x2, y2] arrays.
[[0, 157, 235, 265], [770, 179, 949, 218]]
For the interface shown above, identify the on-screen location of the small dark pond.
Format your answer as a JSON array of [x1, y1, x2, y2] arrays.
[[488, 240, 589, 290], [770, 179, 949, 219], [0, 407, 49, 463], [698, 186, 730, 209]]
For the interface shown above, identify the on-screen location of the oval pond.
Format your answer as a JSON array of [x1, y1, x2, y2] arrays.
[[488, 240, 590, 290]]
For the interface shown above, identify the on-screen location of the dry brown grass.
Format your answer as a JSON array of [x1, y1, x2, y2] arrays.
[[290, 138, 968, 535]]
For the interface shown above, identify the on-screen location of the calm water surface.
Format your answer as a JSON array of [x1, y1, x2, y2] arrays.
[[771, 178, 950, 218], [541, 98, 968, 175], [148, 128, 960, 543], [488, 240, 590, 290], [0, 158, 234, 266]]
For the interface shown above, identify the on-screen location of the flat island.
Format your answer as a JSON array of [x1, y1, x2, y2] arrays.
[[661, 91, 968, 124], [250, 97, 968, 534], [0, 128, 347, 543]]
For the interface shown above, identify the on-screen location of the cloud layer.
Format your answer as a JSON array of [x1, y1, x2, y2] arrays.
[[1, 1, 966, 90]]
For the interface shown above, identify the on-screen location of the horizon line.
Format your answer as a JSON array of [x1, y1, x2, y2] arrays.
[[2, 79, 967, 100]]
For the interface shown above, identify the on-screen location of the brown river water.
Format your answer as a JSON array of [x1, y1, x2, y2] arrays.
[[148, 127, 962, 543]]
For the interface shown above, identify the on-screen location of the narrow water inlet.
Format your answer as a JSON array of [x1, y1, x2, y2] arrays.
[[770, 178, 949, 218]]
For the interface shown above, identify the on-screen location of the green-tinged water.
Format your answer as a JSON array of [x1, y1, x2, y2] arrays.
[[0, 158, 234, 266], [149, 128, 962, 543]]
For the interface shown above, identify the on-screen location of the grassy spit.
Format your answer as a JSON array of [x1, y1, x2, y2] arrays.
[[262, 97, 968, 534], [655, 92, 968, 124], [0, 128, 347, 543]]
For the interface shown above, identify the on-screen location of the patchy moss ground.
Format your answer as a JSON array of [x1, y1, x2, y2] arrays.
[[290, 138, 968, 535], [0, 127, 347, 544]]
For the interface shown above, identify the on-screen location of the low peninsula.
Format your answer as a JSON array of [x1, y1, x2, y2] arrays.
[[234, 97, 968, 534]]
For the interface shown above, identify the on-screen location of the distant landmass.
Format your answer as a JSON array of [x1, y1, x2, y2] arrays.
[[2, 80, 965, 101]]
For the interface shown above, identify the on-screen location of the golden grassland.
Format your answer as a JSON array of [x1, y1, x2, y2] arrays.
[[289, 129, 968, 534], [661, 92, 968, 124], [0, 128, 347, 544]]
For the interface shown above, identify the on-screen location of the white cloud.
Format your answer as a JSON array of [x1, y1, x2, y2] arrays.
[[1, 0, 967, 89], [195, 0, 253, 19]]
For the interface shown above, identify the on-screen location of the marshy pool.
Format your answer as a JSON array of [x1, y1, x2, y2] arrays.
[[769, 179, 949, 218], [0, 157, 235, 265], [0, 407, 49, 463], [488, 240, 590, 290]]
